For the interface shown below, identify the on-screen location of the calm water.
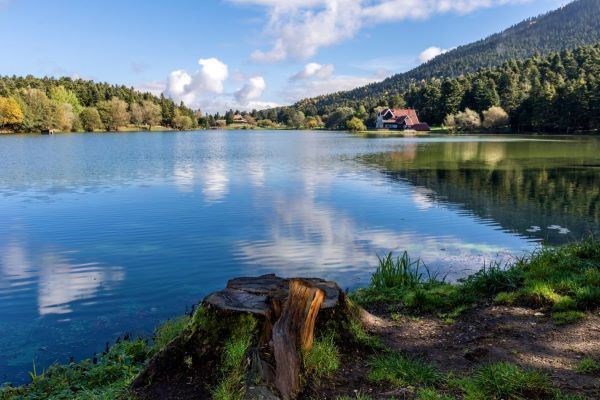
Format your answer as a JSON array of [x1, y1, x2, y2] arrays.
[[0, 131, 598, 383]]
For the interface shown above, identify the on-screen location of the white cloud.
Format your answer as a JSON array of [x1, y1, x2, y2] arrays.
[[419, 46, 449, 63], [234, 76, 267, 105], [290, 63, 334, 81], [230, 0, 531, 62], [163, 58, 229, 106], [284, 63, 381, 102]]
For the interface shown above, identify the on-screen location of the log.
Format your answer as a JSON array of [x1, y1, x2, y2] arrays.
[[132, 274, 358, 400]]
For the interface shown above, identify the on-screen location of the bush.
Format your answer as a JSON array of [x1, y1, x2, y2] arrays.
[[482, 106, 510, 129], [454, 108, 481, 131], [346, 116, 367, 132]]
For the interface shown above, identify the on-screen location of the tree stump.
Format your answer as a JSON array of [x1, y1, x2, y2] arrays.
[[132, 274, 360, 400]]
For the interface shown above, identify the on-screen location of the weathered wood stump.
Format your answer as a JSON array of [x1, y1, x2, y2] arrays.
[[131, 274, 361, 400]]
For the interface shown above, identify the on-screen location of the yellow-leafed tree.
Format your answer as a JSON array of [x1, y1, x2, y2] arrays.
[[0, 97, 24, 129]]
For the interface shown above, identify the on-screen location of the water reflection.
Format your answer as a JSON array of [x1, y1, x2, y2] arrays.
[[0, 241, 124, 316], [361, 138, 600, 244]]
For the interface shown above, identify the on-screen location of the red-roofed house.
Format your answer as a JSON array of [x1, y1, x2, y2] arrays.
[[375, 108, 430, 131]]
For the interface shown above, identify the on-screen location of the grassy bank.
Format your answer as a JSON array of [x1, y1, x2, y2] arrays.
[[352, 238, 600, 324], [1, 239, 599, 399]]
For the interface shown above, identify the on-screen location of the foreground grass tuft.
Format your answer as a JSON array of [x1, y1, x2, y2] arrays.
[[576, 357, 599, 374], [0, 339, 148, 400], [212, 314, 257, 400], [552, 310, 586, 325], [354, 239, 600, 323], [368, 352, 440, 388], [151, 315, 191, 354], [303, 335, 340, 381], [456, 362, 555, 400]]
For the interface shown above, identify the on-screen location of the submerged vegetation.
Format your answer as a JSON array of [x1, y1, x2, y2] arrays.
[[1, 239, 598, 399]]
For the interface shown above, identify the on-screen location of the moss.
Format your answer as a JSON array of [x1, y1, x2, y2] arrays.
[[552, 311, 586, 325], [367, 352, 440, 388], [303, 335, 340, 381], [576, 357, 599, 374]]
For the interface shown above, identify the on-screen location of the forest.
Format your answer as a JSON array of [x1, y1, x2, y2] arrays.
[[248, 43, 600, 133], [0, 76, 198, 133], [287, 0, 600, 115]]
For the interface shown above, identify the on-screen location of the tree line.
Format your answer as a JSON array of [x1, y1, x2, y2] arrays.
[[0, 76, 198, 133], [287, 0, 600, 115], [246, 43, 600, 133]]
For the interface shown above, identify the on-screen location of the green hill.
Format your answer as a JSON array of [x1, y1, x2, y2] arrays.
[[290, 0, 600, 115]]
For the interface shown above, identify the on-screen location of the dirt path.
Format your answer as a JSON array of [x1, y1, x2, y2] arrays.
[[302, 307, 600, 399]]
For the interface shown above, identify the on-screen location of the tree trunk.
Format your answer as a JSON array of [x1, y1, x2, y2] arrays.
[[132, 274, 359, 400]]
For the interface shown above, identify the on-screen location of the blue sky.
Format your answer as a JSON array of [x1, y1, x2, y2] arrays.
[[0, 0, 566, 112]]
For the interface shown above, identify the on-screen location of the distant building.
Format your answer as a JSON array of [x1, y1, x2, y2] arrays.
[[232, 114, 248, 124], [375, 108, 430, 131]]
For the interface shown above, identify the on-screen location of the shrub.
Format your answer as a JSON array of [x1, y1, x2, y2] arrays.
[[454, 108, 481, 131], [346, 116, 367, 132], [482, 106, 510, 129]]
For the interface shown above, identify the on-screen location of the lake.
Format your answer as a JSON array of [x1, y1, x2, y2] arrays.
[[0, 131, 598, 383]]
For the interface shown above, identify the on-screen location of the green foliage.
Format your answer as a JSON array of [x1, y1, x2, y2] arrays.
[[354, 239, 600, 320], [212, 314, 257, 400], [151, 315, 191, 354], [457, 362, 554, 400], [576, 357, 599, 374], [278, 0, 600, 130], [0, 339, 148, 399], [80, 107, 104, 131], [0, 75, 195, 133], [303, 335, 340, 380], [368, 352, 440, 388], [346, 116, 367, 132]]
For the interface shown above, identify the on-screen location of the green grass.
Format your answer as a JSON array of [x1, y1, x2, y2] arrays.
[[552, 310, 586, 325], [367, 352, 440, 388], [303, 335, 340, 380], [353, 239, 600, 322], [0, 339, 148, 400], [416, 388, 455, 400], [334, 393, 373, 400], [212, 314, 257, 400], [457, 362, 555, 400], [151, 315, 191, 354], [576, 357, 599, 374]]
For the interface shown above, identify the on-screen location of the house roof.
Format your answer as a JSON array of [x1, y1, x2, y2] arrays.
[[380, 108, 420, 125]]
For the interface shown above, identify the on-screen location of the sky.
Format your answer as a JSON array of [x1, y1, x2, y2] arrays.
[[0, 0, 568, 113]]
